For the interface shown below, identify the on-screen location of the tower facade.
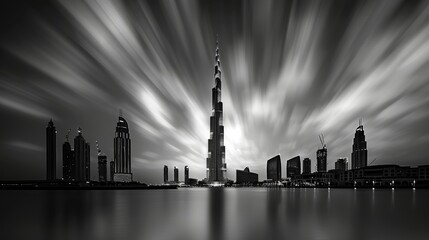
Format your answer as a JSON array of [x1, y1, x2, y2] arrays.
[[74, 128, 90, 182], [109, 160, 115, 182], [287, 156, 301, 178], [206, 39, 227, 184], [62, 139, 73, 180], [164, 165, 168, 184], [351, 121, 368, 169], [46, 119, 56, 181], [114, 116, 132, 182], [335, 157, 348, 171], [85, 142, 91, 181], [174, 166, 179, 183], [185, 165, 189, 185], [303, 158, 311, 174], [98, 155, 107, 182], [267, 155, 282, 182], [317, 148, 327, 173]]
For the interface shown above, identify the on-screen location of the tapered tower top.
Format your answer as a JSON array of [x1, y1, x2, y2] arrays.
[[357, 118, 364, 131], [47, 119, 54, 127], [214, 36, 221, 89]]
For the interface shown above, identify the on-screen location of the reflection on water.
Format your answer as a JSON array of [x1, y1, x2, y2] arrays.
[[1, 188, 429, 240], [209, 188, 224, 240]]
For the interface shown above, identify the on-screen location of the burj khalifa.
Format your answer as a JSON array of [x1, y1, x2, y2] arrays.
[[206, 39, 227, 184]]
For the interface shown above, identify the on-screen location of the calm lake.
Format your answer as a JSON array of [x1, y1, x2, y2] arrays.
[[1, 188, 428, 240]]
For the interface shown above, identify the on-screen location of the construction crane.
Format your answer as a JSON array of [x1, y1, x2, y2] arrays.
[[319, 133, 326, 149], [369, 158, 377, 166]]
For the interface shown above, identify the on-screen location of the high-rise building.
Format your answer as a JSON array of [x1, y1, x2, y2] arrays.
[[351, 120, 368, 169], [114, 115, 132, 182], [287, 156, 301, 178], [74, 128, 90, 182], [98, 155, 107, 182], [267, 155, 282, 182], [96, 141, 106, 182], [236, 167, 258, 184], [46, 119, 56, 181], [85, 142, 90, 181], [335, 158, 348, 171], [62, 133, 73, 180], [206, 39, 227, 184], [109, 160, 115, 182], [164, 165, 168, 184], [317, 148, 327, 173], [317, 134, 327, 173], [185, 165, 189, 185], [303, 158, 311, 174], [70, 150, 76, 180], [174, 166, 179, 183]]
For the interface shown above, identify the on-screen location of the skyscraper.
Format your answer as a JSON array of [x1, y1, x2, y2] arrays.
[[316, 134, 327, 173], [114, 115, 132, 182], [164, 165, 168, 184], [236, 167, 258, 184], [206, 39, 227, 184], [74, 128, 90, 182], [109, 160, 114, 182], [70, 150, 76, 180], [303, 158, 311, 174], [98, 155, 107, 182], [185, 165, 189, 185], [351, 120, 368, 169], [287, 156, 301, 178], [46, 119, 56, 181], [96, 141, 107, 182], [267, 155, 282, 182], [335, 158, 348, 171], [174, 166, 179, 183], [85, 142, 91, 181], [317, 148, 327, 173], [62, 130, 73, 180]]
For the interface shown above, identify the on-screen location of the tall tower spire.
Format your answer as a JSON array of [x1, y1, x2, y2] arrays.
[[46, 119, 56, 181], [214, 35, 222, 90], [206, 37, 227, 184]]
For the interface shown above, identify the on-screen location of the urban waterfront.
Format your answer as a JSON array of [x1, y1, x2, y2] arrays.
[[1, 188, 428, 240]]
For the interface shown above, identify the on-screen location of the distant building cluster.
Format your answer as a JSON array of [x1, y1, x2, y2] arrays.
[[45, 114, 134, 184], [163, 165, 197, 186], [287, 122, 429, 187], [61, 127, 91, 182]]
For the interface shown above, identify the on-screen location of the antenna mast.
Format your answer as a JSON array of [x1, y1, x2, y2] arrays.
[[65, 129, 71, 142]]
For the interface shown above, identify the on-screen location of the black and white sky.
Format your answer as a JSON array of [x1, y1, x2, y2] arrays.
[[1, 0, 429, 183]]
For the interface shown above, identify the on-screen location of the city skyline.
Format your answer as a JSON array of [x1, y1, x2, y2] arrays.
[[1, 1, 429, 183]]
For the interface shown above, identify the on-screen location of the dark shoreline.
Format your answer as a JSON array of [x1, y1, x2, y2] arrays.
[[0, 181, 177, 190]]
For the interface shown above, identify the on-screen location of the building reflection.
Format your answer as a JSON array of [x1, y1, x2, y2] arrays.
[[266, 189, 282, 239], [208, 188, 224, 240]]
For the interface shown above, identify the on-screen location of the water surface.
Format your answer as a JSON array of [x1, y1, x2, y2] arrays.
[[1, 188, 428, 240]]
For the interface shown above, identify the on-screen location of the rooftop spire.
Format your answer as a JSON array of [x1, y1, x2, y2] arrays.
[[214, 35, 222, 87]]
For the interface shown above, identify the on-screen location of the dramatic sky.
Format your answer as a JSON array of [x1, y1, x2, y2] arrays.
[[1, 0, 429, 183]]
